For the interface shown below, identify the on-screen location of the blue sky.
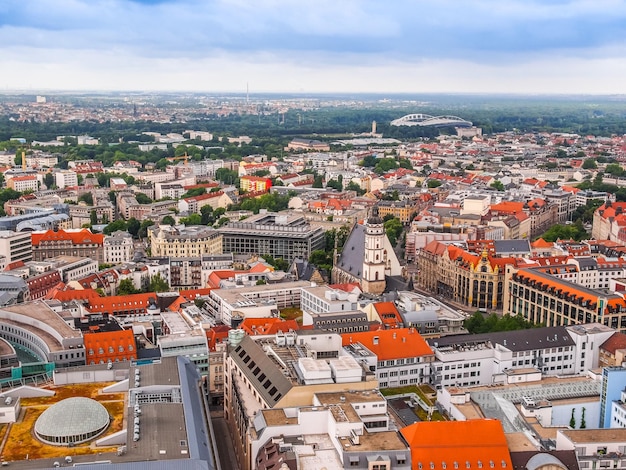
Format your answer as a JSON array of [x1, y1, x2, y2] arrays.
[[1, 0, 625, 94]]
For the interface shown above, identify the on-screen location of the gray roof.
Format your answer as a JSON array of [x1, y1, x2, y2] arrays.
[[230, 336, 292, 407], [510, 451, 579, 470], [430, 326, 575, 352], [494, 239, 531, 254], [335, 224, 366, 280], [40, 460, 210, 470]]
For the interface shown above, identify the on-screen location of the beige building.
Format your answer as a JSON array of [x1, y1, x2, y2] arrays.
[[149, 224, 222, 258]]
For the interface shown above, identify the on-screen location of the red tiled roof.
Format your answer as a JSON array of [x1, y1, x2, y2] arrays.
[[600, 332, 626, 355], [341, 328, 433, 360], [401, 420, 513, 470], [31, 229, 104, 246]]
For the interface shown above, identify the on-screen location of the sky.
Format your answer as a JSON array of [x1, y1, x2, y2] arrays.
[[1, 0, 625, 94]]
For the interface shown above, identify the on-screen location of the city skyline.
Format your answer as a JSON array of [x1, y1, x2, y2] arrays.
[[1, 0, 626, 94]]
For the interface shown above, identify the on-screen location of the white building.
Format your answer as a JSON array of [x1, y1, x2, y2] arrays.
[[103, 231, 134, 264], [0, 231, 32, 264], [300, 285, 360, 326], [55, 170, 78, 189]]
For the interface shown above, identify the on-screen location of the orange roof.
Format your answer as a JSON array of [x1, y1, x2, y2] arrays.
[[490, 201, 524, 214], [401, 420, 513, 470], [179, 288, 212, 300], [11, 175, 37, 181], [373, 302, 403, 327], [205, 325, 231, 351], [240, 318, 299, 336], [31, 229, 104, 246], [341, 328, 433, 360], [87, 293, 155, 314], [328, 283, 362, 294], [46, 287, 102, 302], [531, 238, 553, 249]]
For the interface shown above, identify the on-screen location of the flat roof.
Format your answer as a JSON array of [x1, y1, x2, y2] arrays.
[[2, 301, 81, 339]]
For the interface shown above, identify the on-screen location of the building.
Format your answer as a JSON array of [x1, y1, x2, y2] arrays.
[[600, 367, 626, 428], [418, 241, 516, 311], [103, 231, 134, 264], [149, 224, 222, 258], [31, 228, 105, 263], [286, 138, 330, 152], [0, 230, 32, 264], [401, 420, 513, 470], [83, 329, 137, 365], [332, 208, 403, 295], [219, 212, 325, 263], [556, 428, 626, 469], [224, 330, 378, 470], [593, 202, 626, 242], [343, 328, 434, 388], [599, 333, 626, 367], [55, 169, 79, 189], [69, 203, 114, 228], [377, 199, 418, 224], [504, 266, 626, 333], [8, 174, 38, 192], [240, 175, 272, 193]]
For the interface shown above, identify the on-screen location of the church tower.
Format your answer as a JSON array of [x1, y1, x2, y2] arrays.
[[361, 206, 386, 295]]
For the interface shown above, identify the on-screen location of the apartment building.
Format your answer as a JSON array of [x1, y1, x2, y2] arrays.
[[8, 175, 38, 192], [55, 170, 78, 189], [103, 231, 134, 264], [149, 224, 222, 258]]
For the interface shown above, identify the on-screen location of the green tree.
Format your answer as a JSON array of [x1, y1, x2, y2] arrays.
[[570, 408, 576, 429], [200, 205, 214, 225], [312, 175, 323, 188], [346, 181, 365, 196], [161, 215, 175, 226], [138, 220, 155, 239], [490, 180, 505, 191], [44, 172, 54, 189], [147, 274, 169, 293], [539, 223, 587, 242], [127, 217, 141, 237], [427, 179, 442, 188], [78, 192, 94, 205], [90, 210, 98, 225], [103, 219, 128, 235], [580, 407, 586, 429], [135, 192, 152, 204], [605, 163, 625, 177], [263, 254, 289, 271], [182, 187, 206, 198], [118, 279, 140, 295], [309, 249, 333, 271], [582, 158, 597, 169], [384, 217, 404, 246], [180, 213, 202, 225]]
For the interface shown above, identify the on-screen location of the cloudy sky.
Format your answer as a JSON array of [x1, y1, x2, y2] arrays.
[[1, 0, 625, 94]]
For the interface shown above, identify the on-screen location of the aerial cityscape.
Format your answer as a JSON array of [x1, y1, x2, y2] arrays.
[[2, 1, 626, 470]]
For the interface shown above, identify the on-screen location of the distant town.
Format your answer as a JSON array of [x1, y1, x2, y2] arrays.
[[0, 93, 625, 470]]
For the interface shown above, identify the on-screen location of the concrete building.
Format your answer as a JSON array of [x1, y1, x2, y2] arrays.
[[219, 212, 325, 264], [0, 230, 32, 264], [55, 169, 79, 189], [8, 174, 38, 192], [600, 367, 626, 428]]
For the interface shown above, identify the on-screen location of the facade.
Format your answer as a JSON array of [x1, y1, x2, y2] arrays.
[[240, 175, 272, 193], [8, 175, 38, 192], [600, 367, 626, 428], [592, 202, 626, 242], [418, 241, 513, 311], [55, 170, 78, 189], [377, 199, 418, 224], [149, 224, 222, 258], [556, 428, 626, 470], [504, 266, 626, 333], [31, 229, 104, 263], [599, 333, 626, 368], [103, 231, 134, 264], [343, 328, 435, 388], [219, 212, 325, 263], [69, 203, 114, 228], [0, 230, 32, 264]]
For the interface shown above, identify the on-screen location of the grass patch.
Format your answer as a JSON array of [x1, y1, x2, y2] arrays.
[[381, 385, 436, 405], [3, 383, 125, 462], [280, 307, 303, 324]]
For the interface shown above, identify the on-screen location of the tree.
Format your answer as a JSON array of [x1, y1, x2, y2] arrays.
[[539, 223, 587, 242], [200, 205, 214, 225], [582, 158, 597, 169], [309, 249, 333, 271], [135, 192, 152, 204], [44, 172, 54, 189], [580, 407, 586, 429], [346, 181, 365, 196], [127, 217, 141, 237], [147, 274, 169, 293], [161, 215, 175, 226], [138, 220, 155, 239], [464, 312, 538, 334], [118, 279, 140, 295], [384, 217, 404, 246], [78, 192, 94, 205], [490, 180, 505, 191], [90, 210, 98, 225], [103, 219, 128, 235], [180, 213, 202, 225], [182, 187, 206, 198], [312, 175, 323, 188], [263, 254, 289, 271], [427, 179, 442, 188], [570, 408, 576, 429]]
